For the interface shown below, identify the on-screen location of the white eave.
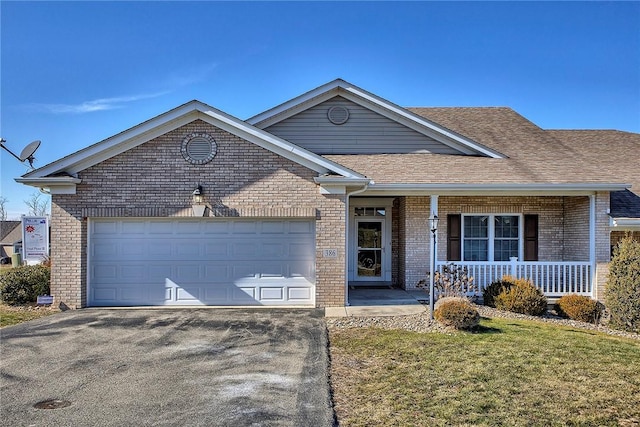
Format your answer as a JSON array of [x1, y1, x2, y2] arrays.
[[360, 182, 631, 196], [247, 79, 506, 159], [15, 176, 82, 194], [610, 217, 640, 231], [17, 100, 365, 193]]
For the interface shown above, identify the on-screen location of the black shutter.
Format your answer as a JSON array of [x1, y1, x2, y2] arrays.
[[524, 214, 538, 261], [447, 214, 461, 261]]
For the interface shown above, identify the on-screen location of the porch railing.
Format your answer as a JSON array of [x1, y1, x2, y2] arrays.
[[435, 260, 593, 297]]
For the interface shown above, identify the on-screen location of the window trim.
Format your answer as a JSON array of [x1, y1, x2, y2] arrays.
[[461, 213, 524, 261]]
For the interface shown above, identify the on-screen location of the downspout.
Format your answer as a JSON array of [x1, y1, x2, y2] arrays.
[[344, 181, 373, 306]]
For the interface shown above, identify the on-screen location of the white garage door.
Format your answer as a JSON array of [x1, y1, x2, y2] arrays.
[[88, 218, 316, 306]]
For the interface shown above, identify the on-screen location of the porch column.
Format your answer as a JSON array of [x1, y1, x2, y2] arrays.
[[589, 194, 596, 297], [429, 195, 439, 318], [430, 194, 439, 263]]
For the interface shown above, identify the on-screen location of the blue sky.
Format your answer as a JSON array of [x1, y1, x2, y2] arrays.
[[1, 1, 639, 219]]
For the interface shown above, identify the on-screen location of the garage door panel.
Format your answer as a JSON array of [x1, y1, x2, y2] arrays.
[[94, 242, 117, 257], [232, 222, 258, 233], [176, 287, 200, 301], [261, 221, 285, 233], [149, 243, 172, 257], [260, 287, 284, 301], [234, 287, 256, 301], [288, 286, 313, 301], [89, 219, 315, 306], [121, 221, 147, 235], [147, 221, 174, 234], [202, 221, 231, 234], [289, 221, 313, 233], [175, 242, 202, 257], [121, 265, 146, 279], [92, 220, 118, 234], [232, 242, 258, 257], [205, 243, 230, 257]]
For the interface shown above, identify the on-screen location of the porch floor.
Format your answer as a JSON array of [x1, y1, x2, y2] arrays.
[[325, 288, 428, 317]]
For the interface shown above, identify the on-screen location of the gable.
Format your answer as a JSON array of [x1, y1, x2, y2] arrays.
[[17, 100, 365, 194], [75, 120, 324, 211], [249, 79, 505, 158], [264, 96, 465, 155], [0, 221, 21, 243]]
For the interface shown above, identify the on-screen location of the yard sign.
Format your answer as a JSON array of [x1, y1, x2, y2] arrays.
[[22, 216, 49, 262]]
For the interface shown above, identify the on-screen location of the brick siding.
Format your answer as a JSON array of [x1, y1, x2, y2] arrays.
[[51, 120, 345, 308], [397, 195, 610, 296]]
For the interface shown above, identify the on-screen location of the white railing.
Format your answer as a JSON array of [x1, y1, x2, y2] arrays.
[[435, 259, 593, 297]]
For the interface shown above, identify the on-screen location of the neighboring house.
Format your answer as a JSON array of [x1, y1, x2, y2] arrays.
[[0, 221, 21, 259], [16, 79, 640, 308]]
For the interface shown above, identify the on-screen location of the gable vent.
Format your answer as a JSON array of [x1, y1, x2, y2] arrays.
[[327, 106, 349, 125], [181, 133, 217, 165], [187, 137, 211, 159]]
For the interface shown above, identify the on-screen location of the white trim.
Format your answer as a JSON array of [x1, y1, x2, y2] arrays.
[[352, 217, 389, 282], [611, 217, 640, 231], [247, 79, 505, 158], [362, 183, 630, 196], [430, 194, 439, 263], [349, 200, 394, 282], [18, 101, 365, 191], [461, 213, 523, 262], [589, 195, 596, 297]]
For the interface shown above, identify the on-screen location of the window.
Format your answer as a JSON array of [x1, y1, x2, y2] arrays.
[[462, 215, 520, 261], [354, 207, 386, 217]]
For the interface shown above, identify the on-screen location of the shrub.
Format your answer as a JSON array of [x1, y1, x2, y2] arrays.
[[555, 294, 601, 323], [483, 276, 516, 307], [0, 265, 51, 305], [606, 235, 640, 333], [433, 298, 480, 330], [494, 277, 548, 316], [417, 263, 475, 298]]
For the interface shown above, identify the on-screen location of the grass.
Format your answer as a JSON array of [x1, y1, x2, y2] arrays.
[[329, 317, 640, 427], [0, 303, 59, 328]]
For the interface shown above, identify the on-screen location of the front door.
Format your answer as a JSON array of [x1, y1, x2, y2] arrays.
[[355, 219, 385, 281]]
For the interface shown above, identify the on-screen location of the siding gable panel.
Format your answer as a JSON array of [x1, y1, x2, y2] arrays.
[[265, 96, 464, 155]]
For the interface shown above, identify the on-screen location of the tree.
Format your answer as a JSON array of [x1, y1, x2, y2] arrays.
[[606, 235, 640, 333], [24, 192, 50, 216], [0, 196, 7, 221]]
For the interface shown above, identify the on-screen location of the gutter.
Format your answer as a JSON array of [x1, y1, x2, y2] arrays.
[[362, 182, 631, 196], [610, 217, 640, 231]]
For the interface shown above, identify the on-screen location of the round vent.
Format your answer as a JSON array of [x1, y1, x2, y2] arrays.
[[327, 106, 349, 125], [181, 133, 217, 165]]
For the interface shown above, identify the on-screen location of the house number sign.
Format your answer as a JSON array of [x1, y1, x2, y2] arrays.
[[323, 249, 338, 258]]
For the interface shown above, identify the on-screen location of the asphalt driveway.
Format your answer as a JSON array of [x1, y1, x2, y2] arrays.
[[0, 308, 333, 427]]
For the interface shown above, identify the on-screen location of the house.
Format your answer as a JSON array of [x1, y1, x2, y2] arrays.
[[16, 79, 640, 308], [1, 221, 22, 261]]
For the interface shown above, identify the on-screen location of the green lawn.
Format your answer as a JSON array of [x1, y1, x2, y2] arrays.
[[0, 304, 59, 328], [329, 318, 640, 427]]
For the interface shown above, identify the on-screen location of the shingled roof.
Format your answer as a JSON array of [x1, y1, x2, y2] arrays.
[[326, 108, 630, 186], [548, 130, 640, 218]]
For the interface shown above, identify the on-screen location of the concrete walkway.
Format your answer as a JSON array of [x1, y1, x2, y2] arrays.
[[325, 288, 428, 317]]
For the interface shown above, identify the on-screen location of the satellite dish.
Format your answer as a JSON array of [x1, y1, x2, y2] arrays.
[[0, 138, 42, 168], [19, 140, 41, 166]]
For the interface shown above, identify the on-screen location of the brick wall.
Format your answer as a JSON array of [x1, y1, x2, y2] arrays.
[[397, 195, 611, 296], [438, 196, 565, 262], [51, 119, 345, 308], [400, 196, 430, 288], [563, 196, 589, 261], [594, 192, 611, 301]]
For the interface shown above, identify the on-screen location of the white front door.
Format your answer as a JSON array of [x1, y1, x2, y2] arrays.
[[355, 218, 386, 281]]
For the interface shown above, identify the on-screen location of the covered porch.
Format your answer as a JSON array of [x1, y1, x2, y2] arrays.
[[345, 190, 612, 305]]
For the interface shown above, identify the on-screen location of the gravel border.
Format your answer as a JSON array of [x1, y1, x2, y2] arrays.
[[326, 304, 640, 340]]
